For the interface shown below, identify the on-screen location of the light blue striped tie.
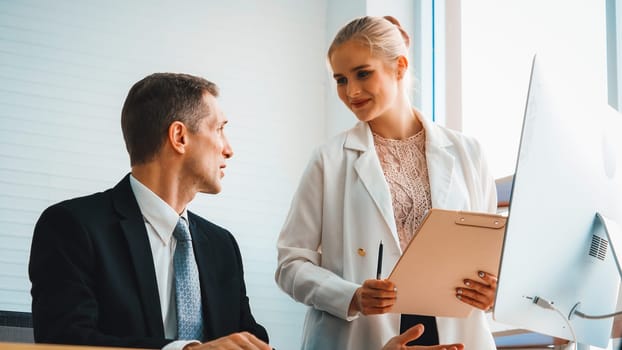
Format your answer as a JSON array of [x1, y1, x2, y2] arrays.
[[173, 217, 204, 340]]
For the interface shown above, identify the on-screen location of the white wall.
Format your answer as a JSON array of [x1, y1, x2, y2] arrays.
[[0, 1, 328, 348]]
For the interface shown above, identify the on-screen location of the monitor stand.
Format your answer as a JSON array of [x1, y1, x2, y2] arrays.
[[568, 212, 622, 349], [596, 213, 622, 278]]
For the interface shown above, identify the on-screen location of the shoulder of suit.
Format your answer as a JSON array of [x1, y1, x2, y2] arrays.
[[186, 212, 240, 250], [187, 211, 231, 236], [431, 123, 483, 154], [35, 187, 117, 231], [311, 123, 361, 160], [319, 129, 350, 152], [47, 187, 114, 214]]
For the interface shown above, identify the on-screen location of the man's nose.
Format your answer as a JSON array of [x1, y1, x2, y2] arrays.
[[223, 138, 233, 159]]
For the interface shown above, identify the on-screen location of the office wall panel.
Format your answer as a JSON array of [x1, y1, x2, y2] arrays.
[[0, 1, 326, 348]]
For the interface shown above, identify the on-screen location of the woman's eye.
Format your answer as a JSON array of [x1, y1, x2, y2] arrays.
[[357, 70, 371, 79], [336, 77, 347, 85]]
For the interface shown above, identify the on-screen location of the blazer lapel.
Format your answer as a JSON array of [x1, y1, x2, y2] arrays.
[[345, 123, 399, 246], [112, 175, 165, 338], [344, 116, 457, 247], [188, 217, 217, 340], [419, 114, 456, 209]]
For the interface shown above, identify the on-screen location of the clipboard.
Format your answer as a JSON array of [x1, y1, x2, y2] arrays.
[[388, 208, 507, 318]]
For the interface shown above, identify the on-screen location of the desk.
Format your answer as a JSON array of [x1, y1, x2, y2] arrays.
[[494, 329, 568, 349], [0, 343, 153, 350]]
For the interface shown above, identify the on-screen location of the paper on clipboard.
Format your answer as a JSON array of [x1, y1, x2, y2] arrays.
[[388, 208, 506, 318]]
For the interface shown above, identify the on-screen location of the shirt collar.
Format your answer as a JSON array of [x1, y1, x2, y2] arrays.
[[129, 174, 188, 245]]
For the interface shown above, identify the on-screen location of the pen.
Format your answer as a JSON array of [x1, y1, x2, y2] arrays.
[[376, 240, 383, 280]]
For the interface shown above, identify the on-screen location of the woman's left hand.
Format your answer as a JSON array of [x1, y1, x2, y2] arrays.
[[455, 270, 497, 311]]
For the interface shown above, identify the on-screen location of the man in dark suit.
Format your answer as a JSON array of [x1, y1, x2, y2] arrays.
[[29, 73, 270, 350]]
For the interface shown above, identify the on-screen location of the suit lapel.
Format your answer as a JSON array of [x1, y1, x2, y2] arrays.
[[419, 115, 456, 209], [426, 143, 455, 208], [112, 175, 165, 338], [344, 117, 457, 249], [188, 217, 217, 340], [346, 123, 399, 246]]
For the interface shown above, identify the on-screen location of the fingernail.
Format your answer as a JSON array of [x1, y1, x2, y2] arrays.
[[464, 280, 471, 286], [456, 295, 462, 300], [393, 287, 397, 292], [456, 288, 463, 294], [478, 271, 485, 278]]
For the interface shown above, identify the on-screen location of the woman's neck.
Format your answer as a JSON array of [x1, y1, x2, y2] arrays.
[[369, 107, 422, 140]]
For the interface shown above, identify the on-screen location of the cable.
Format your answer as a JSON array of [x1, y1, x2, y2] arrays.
[[573, 309, 622, 320], [530, 296, 578, 350]]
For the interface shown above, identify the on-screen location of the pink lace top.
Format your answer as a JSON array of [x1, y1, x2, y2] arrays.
[[373, 129, 432, 251]]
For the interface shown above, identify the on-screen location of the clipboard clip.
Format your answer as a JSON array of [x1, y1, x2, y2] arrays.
[[454, 213, 507, 229]]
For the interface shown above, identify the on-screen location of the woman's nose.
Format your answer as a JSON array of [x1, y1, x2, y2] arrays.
[[347, 82, 361, 98]]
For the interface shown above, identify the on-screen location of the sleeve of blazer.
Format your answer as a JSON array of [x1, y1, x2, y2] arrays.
[[29, 203, 171, 349], [275, 148, 360, 321], [225, 232, 269, 343]]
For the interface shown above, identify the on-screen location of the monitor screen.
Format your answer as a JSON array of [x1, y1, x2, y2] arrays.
[[493, 55, 622, 348]]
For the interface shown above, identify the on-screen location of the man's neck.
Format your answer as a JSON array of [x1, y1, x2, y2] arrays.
[[131, 163, 195, 215]]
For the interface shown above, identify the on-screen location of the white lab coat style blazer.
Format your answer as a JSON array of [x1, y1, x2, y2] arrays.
[[275, 113, 498, 350]]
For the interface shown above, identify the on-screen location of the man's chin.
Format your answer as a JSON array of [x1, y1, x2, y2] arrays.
[[199, 185, 221, 195]]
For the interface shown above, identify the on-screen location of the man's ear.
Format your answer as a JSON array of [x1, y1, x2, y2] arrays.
[[396, 55, 409, 80], [169, 121, 187, 154]]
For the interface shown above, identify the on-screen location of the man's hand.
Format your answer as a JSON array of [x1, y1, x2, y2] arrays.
[[348, 279, 397, 316], [185, 332, 271, 350], [382, 324, 464, 350]]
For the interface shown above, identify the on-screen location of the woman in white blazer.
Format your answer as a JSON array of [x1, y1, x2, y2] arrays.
[[275, 15, 498, 350]]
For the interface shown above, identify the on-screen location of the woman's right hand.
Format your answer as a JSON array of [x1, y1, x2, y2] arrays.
[[348, 279, 397, 316]]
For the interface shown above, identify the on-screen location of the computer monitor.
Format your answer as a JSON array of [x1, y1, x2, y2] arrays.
[[493, 55, 622, 348]]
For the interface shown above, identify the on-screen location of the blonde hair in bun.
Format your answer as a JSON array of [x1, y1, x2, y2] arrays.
[[327, 15, 410, 63], [382, 15, 410, 49]]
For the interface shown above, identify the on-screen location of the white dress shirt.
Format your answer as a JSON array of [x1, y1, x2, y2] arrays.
[[129, 175, 198, 350]]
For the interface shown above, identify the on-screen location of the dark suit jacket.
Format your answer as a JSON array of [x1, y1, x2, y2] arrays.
[[29, 175, 268, 348]]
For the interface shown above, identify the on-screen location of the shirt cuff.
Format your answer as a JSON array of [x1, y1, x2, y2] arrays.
[[162, 340, 200, 350]]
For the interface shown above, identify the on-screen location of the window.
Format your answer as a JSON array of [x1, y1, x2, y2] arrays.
[[460, 0, 608, 179], [607, 0, 622, 110]]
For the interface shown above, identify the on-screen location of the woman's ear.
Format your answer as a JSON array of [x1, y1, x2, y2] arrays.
[[396, 55, 409, 80]]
